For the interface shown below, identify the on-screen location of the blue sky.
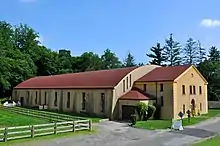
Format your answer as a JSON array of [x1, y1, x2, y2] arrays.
[[1, 0, 220, 63]]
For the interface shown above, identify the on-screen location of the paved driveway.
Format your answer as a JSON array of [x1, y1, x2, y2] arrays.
[[10, 117, 220, 146]]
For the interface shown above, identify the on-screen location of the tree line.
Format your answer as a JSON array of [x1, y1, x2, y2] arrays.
[[0, 21, 220, 101]]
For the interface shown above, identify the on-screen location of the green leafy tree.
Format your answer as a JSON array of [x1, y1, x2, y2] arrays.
[[147, 43, 166, 65], [182, 37, 198, 65], [208, 46, 220, 62], [123, 51, 136, 67], [101, 48, 122, 69], [164, 33, 181, 66]]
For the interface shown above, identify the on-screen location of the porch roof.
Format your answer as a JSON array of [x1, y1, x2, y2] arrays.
[[119, 87, 156, 100]]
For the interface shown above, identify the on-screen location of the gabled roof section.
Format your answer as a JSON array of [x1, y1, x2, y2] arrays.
[[119, 87, 156, 100], [137, 65, 191, 82], [15, 67, 137, 89]]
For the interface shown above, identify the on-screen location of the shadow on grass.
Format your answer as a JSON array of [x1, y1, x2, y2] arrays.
[[169, 128, 218, 138]]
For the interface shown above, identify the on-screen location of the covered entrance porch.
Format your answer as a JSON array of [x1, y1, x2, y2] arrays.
[[118, 88, 156, 120]]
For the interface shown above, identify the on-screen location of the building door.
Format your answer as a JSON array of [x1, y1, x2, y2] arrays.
[[191, 99, 196, 111], [20, 97, 24, 106], [122, 105, 135, 120]]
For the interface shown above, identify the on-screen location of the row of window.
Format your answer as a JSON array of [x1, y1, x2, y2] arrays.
[[182, 85, 202, 95], [123, 74, 132, 92], [27, 91, 105, 112], [182, 103, 202, 113]]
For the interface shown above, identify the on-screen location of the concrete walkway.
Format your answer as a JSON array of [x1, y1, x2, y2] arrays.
[[10, 117, 220, 146]]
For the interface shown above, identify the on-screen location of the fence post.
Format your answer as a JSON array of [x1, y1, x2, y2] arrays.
[[4, 127, 8, 142], [73, 121, 75, 132], [31, 125, 35, 138], [54, 123, 57, 135], [89, 120, 92, 131]]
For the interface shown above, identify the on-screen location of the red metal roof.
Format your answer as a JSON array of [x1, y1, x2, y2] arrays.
[[15, 67, 137, 89], [120, 90, 151, 100], [137, 65, 191, 82]]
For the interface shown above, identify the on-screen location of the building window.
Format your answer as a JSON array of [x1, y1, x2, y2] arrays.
[[35, 92, 38, 104], [200, 103, 202, 111], [160, 84, 163, 92], [193, 85, 196, 94], [129, 74, 132, 87], [183, 104, 185, 113], [143, 84, 146, 91], [67, 92, 70, 108], [54, 92, 57, 107], [27, 91, 30, 104], [199, 86, 202, 94], [82, 92, 86, 110], [161, 96, 164, 106], [126, 77, 128, 89], [45, 92, 47, 105], [101, 93, 105, 112], [189, 85, 192, 94], [182, 85, 185, 95], [123, 80, 125, 92]]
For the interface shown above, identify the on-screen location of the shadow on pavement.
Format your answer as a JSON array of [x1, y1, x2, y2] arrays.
[[169, 128, 218, 138]]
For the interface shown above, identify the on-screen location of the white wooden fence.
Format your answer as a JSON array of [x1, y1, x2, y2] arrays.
[[0, 120, 91, 142]]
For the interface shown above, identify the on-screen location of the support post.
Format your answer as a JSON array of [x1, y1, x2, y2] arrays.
[[31, 125, 35, 138], [4, 128, 8, 142], [73, 121, 75, 132], [89, 120, 92, 131], [54, 123, 57, 134]]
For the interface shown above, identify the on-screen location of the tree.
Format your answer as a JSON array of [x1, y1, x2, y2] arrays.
[[164, 33, 181, 66], [182, 37, 198, 65], [147, 43, 166, 65], [208, 46, 220, 62], [198, 60, 220, 101], [101, 48, 122, 69], [123, 51, 136, 67], [197, 40, 206, 64]]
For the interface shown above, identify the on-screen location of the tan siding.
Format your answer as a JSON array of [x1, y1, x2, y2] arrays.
[[134, 82, 173, 119], [175, 66, 208, 118], [111, 65, 159, 119], [14, 89, 113, 118]]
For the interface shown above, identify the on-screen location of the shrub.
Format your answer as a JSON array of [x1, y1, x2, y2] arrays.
[[131, 114, 137, 126], [153, 104, 161, 120], [136, 102, 148, 121], [146, 104, 156, 120]]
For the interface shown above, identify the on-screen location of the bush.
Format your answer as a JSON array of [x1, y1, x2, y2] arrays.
[[131, 114, 137, 126], [153, 104, 161, 120], [146, 104, 156, 120], [136, 102, 148, 121]]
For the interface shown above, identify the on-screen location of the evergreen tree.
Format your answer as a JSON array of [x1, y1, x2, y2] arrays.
[[164, 33, 181, 66], [208, 46, 220, 62], [123, 51, 136, 67], [197, 40, 206, 63], [146, 43, 166, 65], [182, 37, 198, 65]]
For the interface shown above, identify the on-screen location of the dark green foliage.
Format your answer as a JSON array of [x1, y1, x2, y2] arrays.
[[146, 104, 156, 120], [153, 104, 161, 120], [131, 114, 137, 126], [164, 33, 181, 66], [182, 37, 198, 65], [147, 43, 166, 65], [123, 51, 136, 67], [208, 46, 220, 62], [136, 102, 148, 121]]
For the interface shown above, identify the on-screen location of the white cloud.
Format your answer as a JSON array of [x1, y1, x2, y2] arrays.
[[200, 19, 220, 28], [19, 0, 36, 3]]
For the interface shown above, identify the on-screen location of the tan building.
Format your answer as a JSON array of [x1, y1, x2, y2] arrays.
[[12, 64, 208, 120]]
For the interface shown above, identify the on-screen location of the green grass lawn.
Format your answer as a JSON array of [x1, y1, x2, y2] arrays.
[[0, 109, 49, 128], [134, 109, 220, 130], [193, 135, 220, 146]]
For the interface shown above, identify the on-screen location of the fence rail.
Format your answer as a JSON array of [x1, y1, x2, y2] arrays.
[[0, 120, 91, 142], [1, 106, 84, 122]]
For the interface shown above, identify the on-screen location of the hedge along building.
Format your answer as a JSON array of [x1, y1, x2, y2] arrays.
[[12, 64, 208, 120]]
